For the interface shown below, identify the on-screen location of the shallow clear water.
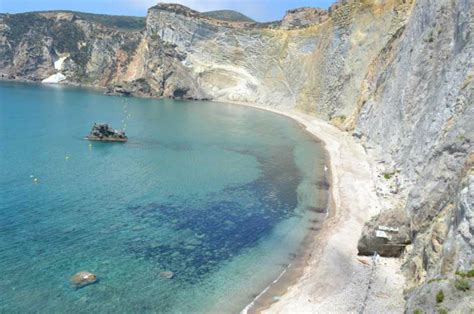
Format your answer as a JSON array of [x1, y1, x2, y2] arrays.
[[0, 82, 327, 313]]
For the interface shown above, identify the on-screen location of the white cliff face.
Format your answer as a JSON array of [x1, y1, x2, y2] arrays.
[[54, 55, 68, 71], [41, 72, 66, 83], [146, 1, 411, 116], [42, 55, 69, 83], [145, 4, 267, 104]]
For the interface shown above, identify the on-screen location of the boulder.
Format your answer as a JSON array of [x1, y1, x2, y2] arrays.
[[281, 7, 329, 30], [71, 271, 97, 289], [105, 84, 131, 96], [358, 208, 411, 257], [86, 123, 127, 142], [105, 79, 152, 97], [160, 271, 174, 279]]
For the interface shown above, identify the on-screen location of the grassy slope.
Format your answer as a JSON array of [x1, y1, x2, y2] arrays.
[[4, 9, 258, 29], [202, 10, 255, 23], [7, 10, 145, 30]]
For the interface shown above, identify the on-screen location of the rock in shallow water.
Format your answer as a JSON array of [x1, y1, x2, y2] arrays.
[[71, 271, 97, 289], [86, 123, 127, 142], [160, 271, 174, 279]]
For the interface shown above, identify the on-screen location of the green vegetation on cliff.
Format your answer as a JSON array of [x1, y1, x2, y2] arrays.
[[3, 13, 51, 44], [11, 11, 145, 30], [202, 10, 255, 22], [66, 11, 145, 30]]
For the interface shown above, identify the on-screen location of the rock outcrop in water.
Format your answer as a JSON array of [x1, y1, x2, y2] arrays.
[[159, 271, 174, 279], [71, 271, 97, 289], [86, 123, 127, 142], [0, 0, 473, 311]]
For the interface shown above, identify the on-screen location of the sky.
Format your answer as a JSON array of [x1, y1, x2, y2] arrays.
[[0, 0, 336, 22]]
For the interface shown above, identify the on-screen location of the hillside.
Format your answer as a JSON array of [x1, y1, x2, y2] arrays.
[[22, 10, 145, 30], [202, 10, 255, 23]]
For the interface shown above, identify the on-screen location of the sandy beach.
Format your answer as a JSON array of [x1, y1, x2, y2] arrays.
[[226, 102, 406, 314]]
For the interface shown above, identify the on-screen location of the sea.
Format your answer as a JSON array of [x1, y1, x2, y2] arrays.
[[0, 82, 327, 313]]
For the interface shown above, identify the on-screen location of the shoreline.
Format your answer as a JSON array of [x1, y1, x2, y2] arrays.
[[242, 147, 332, 314], [223, 101, 406, 313], [230, 102, 335, 314]]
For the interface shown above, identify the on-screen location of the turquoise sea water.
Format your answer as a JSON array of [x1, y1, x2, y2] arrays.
[[0, 82, 327, 313]]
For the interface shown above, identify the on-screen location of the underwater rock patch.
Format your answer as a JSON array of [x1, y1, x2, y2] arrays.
[[160, 271, 174, 279], [71, 271, 97, 289]]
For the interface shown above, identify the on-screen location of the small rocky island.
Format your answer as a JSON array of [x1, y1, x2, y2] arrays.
[[86, 123, 127, 142]]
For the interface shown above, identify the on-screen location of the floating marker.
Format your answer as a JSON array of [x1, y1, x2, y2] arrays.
[[65, 156, 70, 161], [33, 178, 39, 183], [30, 175, 34, 178]]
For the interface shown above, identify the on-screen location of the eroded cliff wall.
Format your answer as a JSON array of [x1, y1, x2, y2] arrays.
[[1, 1, 414, 118], [0, 0, 473, 311], [0, 12, 144, 85], [355, 0, 473, 311], [145, 1, 413, 120]]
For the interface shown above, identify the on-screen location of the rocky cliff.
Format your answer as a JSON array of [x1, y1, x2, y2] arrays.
[[354, 0, 473, 311], [0, 0, 472, 312]]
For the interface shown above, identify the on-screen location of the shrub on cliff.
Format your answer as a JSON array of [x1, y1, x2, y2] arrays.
[[454, 279, 470, 291], [435, 290, 444, 303]]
